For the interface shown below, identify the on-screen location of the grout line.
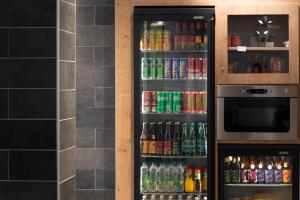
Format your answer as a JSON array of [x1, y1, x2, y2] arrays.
[[0, 57, 56, 59], [59, 117, 76, 122], [59, 175, 76, 184], [60, 89, 76, 92], [59, 29, 76, 35], [59, 146, 75, 153], [0, 27, 56, 29], [1, 118, 56, 121], [61, 0, 76, 6], [59, 59, 76, 63], [94, 128, 97, 148], [3, 149, 56, 151]]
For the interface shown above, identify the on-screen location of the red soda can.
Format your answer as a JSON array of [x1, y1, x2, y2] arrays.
[[202, 91, 207, 113], [195, 58, 203, 79], [203, 57, 207, 79], [179, 58, 188, 79], [142, 91, 152, 113], [182, 92, 189, 113], [187, 92, 195, 113], [151, 91, 157, 113], [188, 58, 195, 79], [195, 92, 202, 113]]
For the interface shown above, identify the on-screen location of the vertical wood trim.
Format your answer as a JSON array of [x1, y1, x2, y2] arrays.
[[115, 0, 133, 200]]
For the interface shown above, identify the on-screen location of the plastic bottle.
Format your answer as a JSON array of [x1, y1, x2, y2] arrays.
[[169, 164, 177, 192], [156, 163, 165, 192], [140, 162, 150, 192], [142, 195, 148, 200], [149, 163, 158, 192], [185, 167, 194, 192], [177, 163, 185, 192]]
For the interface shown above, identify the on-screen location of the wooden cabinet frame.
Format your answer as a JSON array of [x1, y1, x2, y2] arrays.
[[115, 1, 299, 200], [216, 5, 299, 84]]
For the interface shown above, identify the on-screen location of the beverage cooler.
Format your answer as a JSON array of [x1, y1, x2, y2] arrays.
[[134, 7, 215, 200], [218, 144, 299, 200]]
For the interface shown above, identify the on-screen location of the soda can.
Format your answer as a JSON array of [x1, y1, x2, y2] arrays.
[[187, 92, 195, 113], [172, 91, 181, 113], [195, 58, 203, 79], [149, 58, 157, 79], [179, 58, 188, 79], [155, 30, 163, 51], [156, 58, 164, 79], [203, 57, 207, 79], [195, 92, 202, 113], [141, 58, 150, 80], [147, 30, 155, 50], [172, 58, 180, 79], [164, 58, 172, 79], [202, 91, 207, 113], [151, 91, 157, 113], [141, 91, 152, 113], [182, 92, 188, 113], [157, 91, 165, 113], [165, 92, 173, 113], [187, 58, 195, 79]]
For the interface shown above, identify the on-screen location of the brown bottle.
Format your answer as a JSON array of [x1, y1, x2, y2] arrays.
[[155, 122, 164, 155], [163, 122, 172, 155], [148, 122, 157, 155], [140, 122, 149, 155]]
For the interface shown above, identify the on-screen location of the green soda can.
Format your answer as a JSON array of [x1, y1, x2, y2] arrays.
[[172, 91, 181, 113], [157, 91, 165, 113], [149, 58, 157, 79], [141, 58, 150, 80], [156, 58, 164, 79], [165, 91, 173, 113]]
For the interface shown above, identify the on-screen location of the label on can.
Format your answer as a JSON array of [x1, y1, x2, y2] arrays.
[[181, 35, 189, 50], [157, 92, 165, 113], [149, 58, 157, 79], [142, 91, 152, 113], [148, 140, 156, 154], [164, 58, 172, 79], [172, 58, 180, 79], [179, 58, 187, 79], [172, 141, 180, 156], [174, 35, 182, 51], [155, 30, 163, 51], [187, 92, 195, 113], [141, 58, 150, 80], [188, 58, 195, 79], [224, 170, 231, 183], [156, 58, 164, 79], [195, 58, 203, 79], [203, 57, 207, 79], [195, 92, 202, 113], [274, 169, 283, 183], [163, 141, 172, 155], [182, 92, 189, 113], [172, 92, 181, 113], [202, 92, 207, 113], [148, 30, 155, 50], [165, 92, 173, 113], [151, 91, 157, 113], [257, 169, 265, 183], [265, 169, 274, 183], [163, 30, 171, 51]]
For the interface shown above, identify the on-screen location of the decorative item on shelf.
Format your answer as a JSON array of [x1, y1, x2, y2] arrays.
[[231, 35, 241, 47], [265, 35, 274, 47], [283, 41, 289, 48], [270, 57, 284, 73]]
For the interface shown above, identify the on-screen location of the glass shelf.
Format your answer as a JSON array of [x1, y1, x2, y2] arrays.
[[140, 50, 208, 54], [141, 155, 207, 159], [141, 192, 207, 196], [141, 78, 207, 81], [228, 47, 289, 51], [141, 112, 207, 115], [225, 184, 292, 187]]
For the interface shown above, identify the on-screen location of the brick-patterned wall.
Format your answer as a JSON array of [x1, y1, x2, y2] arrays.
[[76, 0, 115, 199]]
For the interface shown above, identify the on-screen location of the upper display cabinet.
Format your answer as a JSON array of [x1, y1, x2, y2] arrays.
[[216, 5, 299, 84]]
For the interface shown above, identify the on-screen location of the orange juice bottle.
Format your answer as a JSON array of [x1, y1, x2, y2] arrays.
[[184, 167, 194, 192]]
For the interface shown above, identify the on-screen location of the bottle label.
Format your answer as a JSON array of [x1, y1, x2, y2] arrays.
[[163, 141, 172, 155], [257, 169, 265, 183], [249, 170, 257, 183], [140, 140, 149, 154], [283, 170, 292, 183], [274, 169, 283, 183], [195, 36, 201, 43], [231, 170, 240, 183], [241, 169, 249, 183], [265, 170, 274, 183], [224, 170, 231, 183], [172, 141, 179, 155], [148, 141, 156, 154], [155, 141, 164, 155]]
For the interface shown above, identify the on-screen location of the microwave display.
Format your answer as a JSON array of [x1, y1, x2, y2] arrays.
[[224, 98, 290, 132]]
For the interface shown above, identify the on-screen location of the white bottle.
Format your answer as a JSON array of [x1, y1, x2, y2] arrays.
[[177, 195, 183, 200], [149, 163, 158, 192], [169, 164, 177, 192], [140, 162, 149, 192], [142, 195, 148, 200], [159, 195, 164, 200], [168, 195, 173, 200]]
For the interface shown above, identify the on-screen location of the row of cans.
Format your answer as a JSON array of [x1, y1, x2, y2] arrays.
[[141, 57, 207, 80], [142, 91, 207, 113]]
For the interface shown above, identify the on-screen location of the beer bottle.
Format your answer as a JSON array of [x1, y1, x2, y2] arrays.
[[172, 122, 180, 156], [249, 156, 258, 183], [196, 123, 201, 156], [283, 156, 292, 183], [257, 156, 266, 183], [155, 122, 164, 155], [265, 156, 274, 183], [274, 156, 283, 183], [231, 157, 240, 183], [202, 168, 208, 192], [194, 168, 202, 192], [195, 22, 202, 50], [181, 123, 188, 156], [140, 123, 149, 155], [224, 157, 231, 184], [148, 123, 157, 155], [163, 122, 172, 155], [240, 156, 250, 183], [189, 123, 196, 156]]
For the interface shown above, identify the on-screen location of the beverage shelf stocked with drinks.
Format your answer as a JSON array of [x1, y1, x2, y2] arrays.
[[141, 91, 207, 114], [223, 156, 292, 185], [142, 194, 207, 200]]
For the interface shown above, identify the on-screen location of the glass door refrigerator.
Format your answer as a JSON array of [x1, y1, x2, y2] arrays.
[[134, 7, 215, 200], [218, 144, 299, 200]]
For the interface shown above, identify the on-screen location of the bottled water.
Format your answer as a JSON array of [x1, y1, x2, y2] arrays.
[[159, 195, 164, 200], [150, 195, 156, 200], [156, 163, 165, 192], [177, 195, 183, 200], [149, 163, 158, 192], [176, 163, 185, 192], [140, 162, 150, 192], [164, 164, 172, 192], [142, 195, 148, 200]]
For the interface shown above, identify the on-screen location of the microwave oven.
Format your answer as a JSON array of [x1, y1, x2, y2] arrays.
[[217, 85, 298, 140]]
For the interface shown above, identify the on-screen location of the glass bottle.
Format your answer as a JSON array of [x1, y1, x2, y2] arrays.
[[163, 122, 172, 155], [249, 156, 258, 183], [140, 123, 149, 155], [155, 122, 164, 155], [257, 156, 266, 183], [148, 123, 157, 155], [194, 168, 202, 192], [240, 156, 249, 183], [172, 122, 180, 156], [283, 156, 292, 183], [274, 156, 283, 183], [184, 167, 194, 192]]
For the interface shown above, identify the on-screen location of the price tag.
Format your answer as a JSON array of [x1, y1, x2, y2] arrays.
[[237, 46, 247, 52]]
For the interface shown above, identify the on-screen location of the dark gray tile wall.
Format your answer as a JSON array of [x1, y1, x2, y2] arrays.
[[0, 0, 57, 199], [76, 0, 115, 199]]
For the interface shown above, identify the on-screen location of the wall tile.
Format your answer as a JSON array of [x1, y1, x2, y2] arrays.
[[77, 127, 95, 148], [0, 90, 8, 119], [77, 6, 94, 26], [10, 28, 56, 57], [0, 151, 8, 180], [0, 59, 56, 88], [77, 67, 115, 88], [60, 147, 75, 182], [63, 0, 76, 5], [0, 181, 57, 200], [0, 29, 8, 57], [60, 0, 76, 33], [0, 0, 56, 27], [59, 31, 75, 61], [95, 47, 114, 68], [0, 120, 56, 149], [76, 148, 115, 170], [96, 169, 114, 189], [77, 108, 115, 129], [76, 169, 95, 189], [77, 25, 114, 47], [76, 47, 94, 66], [96, 129, 114, 148], [77, 189, 115, 200], [60, 118, 76, 150], [95, 87, 114, 108], [9, 151, 56, 180], [60, 90, 76, 119], [76, 88, 94, 108], [9, 89, 56, 119], [60, 176, 76, 200], [60, 61, 76, 90], [95, 6, 114, 25]]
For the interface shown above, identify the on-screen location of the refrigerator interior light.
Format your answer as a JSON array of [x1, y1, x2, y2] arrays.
[[150, 21, 164, 26]]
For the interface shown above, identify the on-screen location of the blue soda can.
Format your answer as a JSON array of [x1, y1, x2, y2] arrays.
[[179, 58, 188, 79], [164, 58, 172, 79], [172, 58, 180, 79]]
